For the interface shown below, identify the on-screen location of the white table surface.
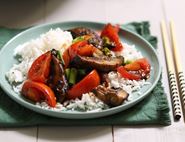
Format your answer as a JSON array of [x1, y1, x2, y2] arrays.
[[1, 0, 185, 141]]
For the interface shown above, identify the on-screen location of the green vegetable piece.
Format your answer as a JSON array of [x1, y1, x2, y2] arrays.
[[102, 36, 115, 48], [56, 50, 62, 60], [102, 36, 110, 44], [69, 68, 78, 85], [72, 36, 85, 43], [65, 68, 70, 80], [78, 69, 86, 76], [124, 60, 132, 65], [102, 47, 111, 56], [56, 50, 65, 65]]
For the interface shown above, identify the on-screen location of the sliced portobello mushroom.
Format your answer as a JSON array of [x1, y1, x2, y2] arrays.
[[47, 49, 68, 103], [92, 85, 128, 106], [68, 27, 102, 48], [71, 55, 124, 72], [100, 73, 110, 87]]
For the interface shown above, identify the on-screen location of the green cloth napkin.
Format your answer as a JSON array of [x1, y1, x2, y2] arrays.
[[0, 22, 171, 127]]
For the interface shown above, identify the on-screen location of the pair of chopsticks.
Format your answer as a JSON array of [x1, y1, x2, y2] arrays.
[[161, 20, 185, 120]]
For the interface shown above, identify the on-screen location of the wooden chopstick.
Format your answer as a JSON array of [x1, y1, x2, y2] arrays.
[[160, 20, 181, 120], [170, 20, 185, 116]]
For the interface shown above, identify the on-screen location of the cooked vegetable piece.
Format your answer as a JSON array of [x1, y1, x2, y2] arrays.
[[102, 36, 116, 49], [78, 44, 96, 56], [93, 85, 128, 106], [117, 66, 141, 80], [69, 27, 98, 38], [67, 70, 100, 99], [124, 60, 132, 65], [124, 61, 141, 71], [125, 58, 150, 71], [101, 23, 123, 51], [76, 69, 87, 82], [68, 27, 102, 48], [100, 73, 110, 87], [68, 40, 97, 59], [69, 68, 77, 85], [65, 68, 70, 80], [62, 49, 70, 68], [47, 49, 68, 103], [22, 80, 56, 107], [72, 36, 86, 43], [124, 58, 151, 79], [72, 35, 92, 44], [72, 55, 124, 72], [78, 69, 86, 76], [28, 51, 51, 83], [101, 47, 111, 56], [135, 58, 150, 74], [92, 47, 104, 57], [57, 51, 66, 67]]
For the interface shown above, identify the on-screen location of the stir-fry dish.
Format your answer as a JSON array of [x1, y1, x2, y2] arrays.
[[6, 23, 151, 112]]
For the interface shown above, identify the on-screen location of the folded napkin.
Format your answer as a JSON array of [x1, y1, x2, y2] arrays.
[[0, 22, 171, 127]]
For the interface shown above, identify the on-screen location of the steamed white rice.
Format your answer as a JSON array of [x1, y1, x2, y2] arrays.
[[6, 28, 150, 112], [36, 93, 109, 112], [116, 43, 143, 61], [6, 28, 73, 86], [108, 71, 150, 94]]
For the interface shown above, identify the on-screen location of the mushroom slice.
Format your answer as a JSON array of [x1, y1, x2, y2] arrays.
[[68, 27, 103, 48], [72, 55, 124, 72], [47, 49, 68, 103], [92, 85, 128, 106]]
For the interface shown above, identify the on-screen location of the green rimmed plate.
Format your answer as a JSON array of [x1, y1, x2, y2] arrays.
[[0, 21, 161, 119]]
